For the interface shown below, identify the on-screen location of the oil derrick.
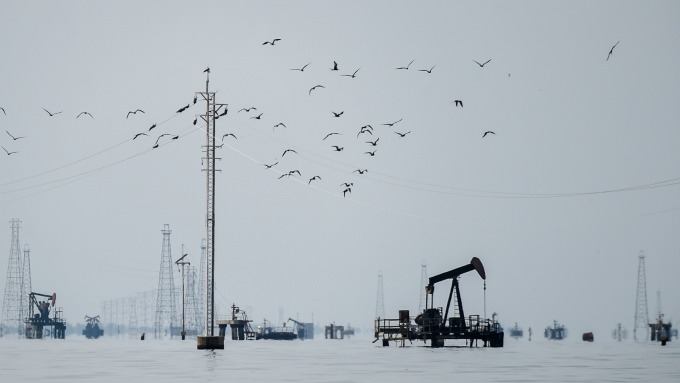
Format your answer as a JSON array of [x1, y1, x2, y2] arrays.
[[375, 272, 385, 319], [1, 219, 24, 337], [21, 245, 32, 319], [154, 224, 177, 338], [184, 265, 201, 335], [633, 251, 649, 341], [418, 262, 427, 313]]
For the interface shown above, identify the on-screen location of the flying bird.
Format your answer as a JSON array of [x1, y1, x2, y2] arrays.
[[308, 175, 322, 185], [331, 61, 339, 71], [473, 59, 492, 67], [154, 134, 172, 145], [203, 67, 210, 73], [418, 65, 436, 73], [357, 126, 373, 137], [366, 138, 379, 146], [309, 85, 325, 95], [343, 188, 352, 198], [322, 132, 341, 140], [176, 104, 190, 113], [262, 161, 278, 169], [2, 146, 18, 155], [43, 108, 62, 117], [382, 118, 402, 127], [331, 145, 344, 151], [193, 95, 197, 104], [6, 131, 24, 140], [353, 169, 368, 174], [238, 107, 257, 113], [171, 135, 179, 140], [0, 107, 5, 115], [365, 150, 377, 156], [76, 111, 94, 119], [222, 133, 237, 140], [361, 124, 373, 130], [282, 149, 297, 157], [133, 132, 148, 140], [453, 100, 463, 107], [290, 62, 311, 72], [340, 182, 353, 188], [396, 60, 414, 70], [395, 131, 411, 137], [262, 38, 281, 45], [250, 113, 263, 120], [332, 111, 344, 117], [193, 118, 197, 126], [482, 131, 495, 137], [277, 173, 291, 180], [126, 109, 144, 118], [606, 41, 620, 61], [273, 122, 287, 129], [148, 124, 157, 131], [288, 170, 301, 177], [341, 67, 360, 78]]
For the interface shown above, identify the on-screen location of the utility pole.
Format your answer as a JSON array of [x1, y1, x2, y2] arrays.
[[375, 272, 385, 319], [633, 251, 649, 341], [175, 245, 189, 340], [196, 68, 227, 350]]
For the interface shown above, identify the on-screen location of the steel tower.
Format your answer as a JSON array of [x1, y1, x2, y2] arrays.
[[185, 265, 201, 335], [154, 224, 177, 338], [1, 219, 24, 337], [375, 272, 385, 319], [418, 261, 427, 313], [21, 245, 32, 322], [198, 239, 206, 335], [633, 251, 649, 341]]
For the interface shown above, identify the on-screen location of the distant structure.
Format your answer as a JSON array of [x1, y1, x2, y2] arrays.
[[154, 224, 177, 338], [184, 265, 201, 336], [612, 323, 628, 341], [1, 219, 30, 338], [633, 251, 649, 341], [197, 239, 206, 335], [418, 262, 427, 313], [22, 245, 32, 320], [544, 320, 567, 340], [128, 296, 138, 335], [375, 272, 385, 319]]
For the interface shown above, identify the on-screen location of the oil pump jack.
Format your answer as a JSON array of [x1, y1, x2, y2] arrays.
[[24, 292, 66, 339], [374, 257, 503, 348]]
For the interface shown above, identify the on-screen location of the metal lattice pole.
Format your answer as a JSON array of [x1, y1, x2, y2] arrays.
[[198, 239, 206, 335], [633, 251, 649, 341], [375, 272, 385, 319], [1, 219, 24, 338], [21, 245, 32, 325], [185, 265, 201, 335], [154, 224, 177, 338], [418, 261, 427, 313]]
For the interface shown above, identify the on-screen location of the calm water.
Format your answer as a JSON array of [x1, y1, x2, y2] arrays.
[[1, 334, 678, 382]]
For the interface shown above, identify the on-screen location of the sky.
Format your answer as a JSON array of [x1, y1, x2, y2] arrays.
[[1, 0, 679, 339]]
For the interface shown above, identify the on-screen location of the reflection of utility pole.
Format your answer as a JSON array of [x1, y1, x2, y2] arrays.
[[175, 245, 189, 340]]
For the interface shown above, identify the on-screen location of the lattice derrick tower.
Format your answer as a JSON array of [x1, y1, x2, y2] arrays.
[[633, 251, 649, 341], [154, 224, 177, 338]]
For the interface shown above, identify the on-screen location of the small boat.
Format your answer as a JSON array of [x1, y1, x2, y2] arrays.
[[256, 319, 297, 340]]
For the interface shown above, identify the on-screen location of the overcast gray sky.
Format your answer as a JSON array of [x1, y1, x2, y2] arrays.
[[1, 1, 679, 337]]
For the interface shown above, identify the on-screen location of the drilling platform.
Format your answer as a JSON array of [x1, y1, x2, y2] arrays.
[[374, 257, 504, 348], [24, 292, 66, 339]]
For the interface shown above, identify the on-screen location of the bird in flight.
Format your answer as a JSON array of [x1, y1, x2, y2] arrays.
[[76, 111, 94, 119], [308, 175, 322, 185], [273, 122, 287, 130], [171, 135, 179, 140], [332, 111, 344, 117], [365, 150, 377, 156], [126, 109, 144, 118], [309, 85, 325, 95], [366, 138, 379, 146], [277, 173, 291, 180], [222, 133, 237, 140], [453, 100, 463, 107], [343, 188, 352, 198], [473, 59, 492, 67], [331, 61, 339, 71], [340, 182, 353, 188], [606, 41, 620, 61], [290, 62, 311, 72], [176, 104, 190, 113], [418, 65, 436, 73], [154, 134, 172, 145], [482, 131, 495, 137], [341, 68, 360, 78], [331, 145, 344, 151], [262, 38, 281, 45], [43, 108, 62, 117], [287, 170, 301, 177], [262, 161, 278, 169], [204, 67, 210, 73], [282, 149, 297, 157], [133, 132, 148, 140], [357, 126, 373, 138], [0, 107, 5, 115], [323, 132, 341, 140], [353, 169, 368, 174], [396, 60, 414, 70], [2, 146, 18, 155], [238, 107, 257, 113], [250, 113, 263, 120], [193, 95, 197, 104], [382, 118, 402, 127], [6, 131, 24, 140], [193, 117, 197, 126], [148, 124, 157, 131], [395, 131, 411, 137]]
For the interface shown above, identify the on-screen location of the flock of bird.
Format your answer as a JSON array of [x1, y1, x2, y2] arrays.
[[0, 38, 622, 200]]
